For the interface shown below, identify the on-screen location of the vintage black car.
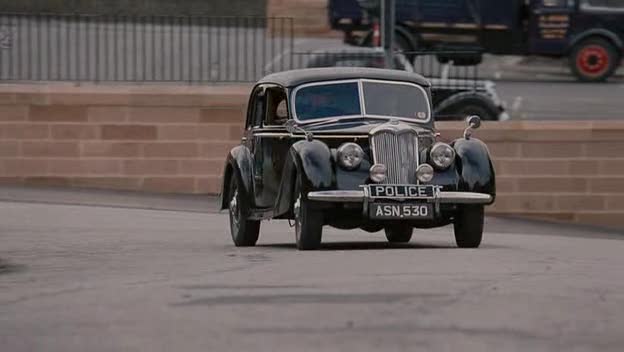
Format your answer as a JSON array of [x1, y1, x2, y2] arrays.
[[219, 67, 496, 250]]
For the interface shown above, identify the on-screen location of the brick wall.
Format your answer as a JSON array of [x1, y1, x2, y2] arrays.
[[1, 83, 623, 229], [267, 0, 337, 37], [0, 84, 249, 194]]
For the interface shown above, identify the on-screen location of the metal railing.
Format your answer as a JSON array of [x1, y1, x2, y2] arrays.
[[0, 13, 294, 83]]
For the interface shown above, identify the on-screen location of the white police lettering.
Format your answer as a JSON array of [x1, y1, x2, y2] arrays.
[[376, 206, 384, 216], [374, 185, 386, 196], [371, 185, 432, 198]]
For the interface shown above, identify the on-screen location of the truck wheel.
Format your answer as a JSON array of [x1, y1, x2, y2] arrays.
[[570, 38, 619, 82], [385, 225, 413, 243], [453, 205, 484, 248], [293, 176, 323, 250], [228, 176, 260, 247]]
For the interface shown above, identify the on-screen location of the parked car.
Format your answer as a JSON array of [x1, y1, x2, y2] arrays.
[[303, 49, 509, 121], [219, 67, 496, 250]]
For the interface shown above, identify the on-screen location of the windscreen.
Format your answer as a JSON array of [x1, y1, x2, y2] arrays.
[[293, 82, 361, 121], [362, 81, 430, 121]]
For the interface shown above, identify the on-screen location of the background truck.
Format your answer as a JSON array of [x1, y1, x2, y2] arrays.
[[329, 0, 624, 82]]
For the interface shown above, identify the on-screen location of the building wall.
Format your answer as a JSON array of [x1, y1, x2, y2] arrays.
[[1, 83, 623, 229], [0, 0, 267, 16]]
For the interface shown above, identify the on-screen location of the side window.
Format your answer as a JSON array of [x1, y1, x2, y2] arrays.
[[264, 87, 288, 126], [247, 88, 265, 129]]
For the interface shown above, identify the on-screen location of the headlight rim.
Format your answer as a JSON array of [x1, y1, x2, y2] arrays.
[[416, 163, 434, 183], [369, 163, 387, 183], [430, 142, 456, 170], [337, 142, 364, 170]]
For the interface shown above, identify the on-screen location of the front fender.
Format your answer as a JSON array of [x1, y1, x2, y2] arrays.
[[218, 145, 254, 211], [452, 138, 496, 201], [274, 140, 333, 216], [568, 29, 624, 52], [291, 139, 334, 191]]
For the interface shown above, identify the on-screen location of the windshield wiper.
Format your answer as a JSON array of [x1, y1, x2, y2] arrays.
[[302, 116, 392, 128]]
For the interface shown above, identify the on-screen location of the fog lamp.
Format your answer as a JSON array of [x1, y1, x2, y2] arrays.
[[369, 164, 387, 183], [416, 164, 434, 183]]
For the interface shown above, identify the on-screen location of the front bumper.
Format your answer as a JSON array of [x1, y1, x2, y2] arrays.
[[307, 190, 493, 204]]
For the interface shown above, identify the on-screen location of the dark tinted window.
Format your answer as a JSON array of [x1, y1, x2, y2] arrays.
[[294, 82, 361, 121], [362, 81, 430, 121]]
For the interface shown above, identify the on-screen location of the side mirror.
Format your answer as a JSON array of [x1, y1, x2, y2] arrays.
[[464, 115, 481, 140]]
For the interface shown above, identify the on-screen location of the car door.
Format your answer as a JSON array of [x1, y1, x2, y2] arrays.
[[243, 85, 268, 208], [249, 85, 290, 209]]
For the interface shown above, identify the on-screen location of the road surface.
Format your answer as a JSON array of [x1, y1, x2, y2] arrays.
[[1, 194, 623, 352]]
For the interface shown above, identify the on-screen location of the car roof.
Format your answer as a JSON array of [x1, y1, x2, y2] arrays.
[[258, 67, 431, 88]]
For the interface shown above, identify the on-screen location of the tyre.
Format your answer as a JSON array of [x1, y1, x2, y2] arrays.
[[436, 98, 498, 121], [570, 38, 620, 82], [385, 225, 413, 243], [455, 103, 497, 121], [293, 175, 323, 250], [453, 205, 484, 248], [228, 176, 260, 247]]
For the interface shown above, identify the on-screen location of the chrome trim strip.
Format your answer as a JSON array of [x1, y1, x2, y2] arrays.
[[253, 132, 367, 139], [437, 192, 492, 204], [307, 190, 493, 204], [308, 190, 365, 202]]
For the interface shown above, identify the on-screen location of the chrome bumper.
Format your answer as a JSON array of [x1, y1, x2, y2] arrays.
[[307, 190, 492, 204]]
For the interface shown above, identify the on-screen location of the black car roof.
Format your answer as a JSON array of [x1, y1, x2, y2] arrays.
[[258, 67, 431, 88]]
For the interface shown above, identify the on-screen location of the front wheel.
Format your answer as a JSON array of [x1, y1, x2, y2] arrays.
[[293, 176, 323, 250], [453, 205, 484, 248], [570, 38, 620, 82], [228, 176, 260, 247], [385, 225, 413, 243]]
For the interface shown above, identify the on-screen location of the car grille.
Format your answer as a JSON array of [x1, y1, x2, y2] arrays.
[[371, 128, 419, 184]]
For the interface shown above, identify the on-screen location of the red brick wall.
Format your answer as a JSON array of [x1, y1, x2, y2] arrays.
[[1, 83, 623, 229]]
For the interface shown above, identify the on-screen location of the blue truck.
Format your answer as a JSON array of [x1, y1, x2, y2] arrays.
[[329, 0, 624, 82]]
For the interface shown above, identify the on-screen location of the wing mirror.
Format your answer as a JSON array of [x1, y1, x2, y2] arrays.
[[284, 120, 314, 141], [463, 115, 481, 140]]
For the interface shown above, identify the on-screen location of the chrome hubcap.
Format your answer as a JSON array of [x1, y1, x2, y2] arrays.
[[294, 195, 301, 237], [229, 190, 240, 227]]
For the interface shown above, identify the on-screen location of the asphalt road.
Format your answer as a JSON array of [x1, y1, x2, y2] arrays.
[[1, 197, 623, 352]]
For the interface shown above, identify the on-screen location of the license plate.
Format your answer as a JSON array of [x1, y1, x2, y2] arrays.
[[368, 185, 435, 198], [369, 203, 434, 220]]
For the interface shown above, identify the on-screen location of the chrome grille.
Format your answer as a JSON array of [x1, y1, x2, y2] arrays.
[[371, 126, 419, 184]]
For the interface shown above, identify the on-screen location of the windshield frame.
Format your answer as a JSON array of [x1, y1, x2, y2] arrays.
[[290, 78, 432, 125]]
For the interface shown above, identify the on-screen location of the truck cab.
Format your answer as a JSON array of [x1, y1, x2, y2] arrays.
[[329, 0, 624, 81]]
